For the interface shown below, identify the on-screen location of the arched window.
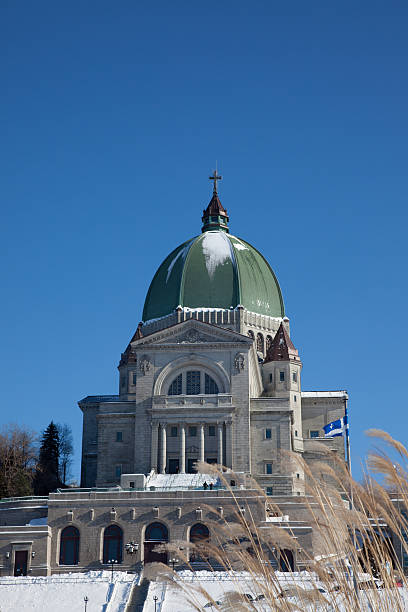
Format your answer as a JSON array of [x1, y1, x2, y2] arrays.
[[59, 526, 79, 565], [247, 330, 255, 340], [190, 523, 210, 562], [168, 373, 182, 395], [167, 372, 219, 396], [103, 524, 123, 564], [144, 522, 168, 564], [256, 333, 264, 354], [266, 335, 273, 352], [145, 522, 168, 542]]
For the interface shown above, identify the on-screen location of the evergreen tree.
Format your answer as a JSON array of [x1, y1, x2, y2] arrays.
[[34, 421, 61, 495]]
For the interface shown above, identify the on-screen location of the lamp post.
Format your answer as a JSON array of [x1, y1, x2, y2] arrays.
[[153, 594, 158, 612], [125, 541, 139, 571], [169, 556, 179, 571], [84, 596, 89, 612], [108, 559, 117, 582]]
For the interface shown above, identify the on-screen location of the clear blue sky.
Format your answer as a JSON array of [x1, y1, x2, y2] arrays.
[[1, 1, 407, 482]]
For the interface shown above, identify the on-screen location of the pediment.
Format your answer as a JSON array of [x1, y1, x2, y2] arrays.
[[131, 319, 251, 348]]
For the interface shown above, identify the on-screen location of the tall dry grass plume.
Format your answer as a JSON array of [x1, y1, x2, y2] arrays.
[[144, 431, 408, 611]]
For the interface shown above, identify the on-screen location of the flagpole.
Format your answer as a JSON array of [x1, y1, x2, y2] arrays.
[[344, 395, 351, 476], [344, 393, 361, 606]]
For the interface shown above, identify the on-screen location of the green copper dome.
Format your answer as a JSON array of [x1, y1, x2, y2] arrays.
[[142, 230, 285, 322]]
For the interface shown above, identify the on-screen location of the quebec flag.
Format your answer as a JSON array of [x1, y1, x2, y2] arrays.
[[323, 418, 345, 438]]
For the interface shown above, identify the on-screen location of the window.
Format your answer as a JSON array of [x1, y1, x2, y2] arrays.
[[266, 487, 273, 496], [266, 335, 273, 352], [294, 395, 297, 402], [294, 430, 298, 437], [256, 333, 264, 354], [205, 374, 218, 394], [208, 425, 216, 437], [116, 431, 123, 442], [170, 426, 178, 437], [269, 373, 273, 383], [59, 526, 79, 565], [189, 426, 197, 437], [296, 473, 300, 479], [129, 481, 135, 489], [292, 372, 297, 383], [103, 525, 123, 564], [265, 428, 272, 439], [310, 430, 319, 438], [247, 330, 255, 340], [132, 372, 137, 385], [186, 371, 200, 394], [115, 465, 122, 478], [145, 522, 168, 542], [266, 463, 272, 475], [168, 374, 182, 396], [167, 371, 220, 396], [279, 371, 285, 382]]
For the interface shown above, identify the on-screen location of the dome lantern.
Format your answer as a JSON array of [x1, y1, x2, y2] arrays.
[[201, 170, 229, 233]]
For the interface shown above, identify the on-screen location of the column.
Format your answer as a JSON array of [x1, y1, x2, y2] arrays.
[[225, 420, 233, 469], [151, 422, 159, 472], [160, 423, 167, 474], [217, 423, 223, 466], [199, 423, 205, 463], [179, 424, 186, 474]]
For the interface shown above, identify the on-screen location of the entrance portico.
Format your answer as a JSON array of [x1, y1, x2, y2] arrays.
[[152, 420, 232, 473]]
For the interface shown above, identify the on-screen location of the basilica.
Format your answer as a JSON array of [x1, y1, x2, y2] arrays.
[[0, 176, 347, 576]]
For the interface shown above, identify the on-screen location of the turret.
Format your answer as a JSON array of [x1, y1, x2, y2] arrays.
[[201, 170, 229, 233]]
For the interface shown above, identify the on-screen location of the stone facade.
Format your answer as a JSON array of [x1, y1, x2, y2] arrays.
[[0, 193, 350, 577]]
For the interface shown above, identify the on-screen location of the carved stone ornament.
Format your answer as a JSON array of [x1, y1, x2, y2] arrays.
[[181, 329, 201, 343], [234, 352, 245, 372], [139, 355, 151, 375]]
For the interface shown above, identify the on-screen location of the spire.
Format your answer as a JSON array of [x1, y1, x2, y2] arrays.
[[201, 170, 229, 233], [264, 322, 301, 363]]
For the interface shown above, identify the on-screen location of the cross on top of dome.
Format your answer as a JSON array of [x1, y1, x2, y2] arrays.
[[209, 169, 222, 194]]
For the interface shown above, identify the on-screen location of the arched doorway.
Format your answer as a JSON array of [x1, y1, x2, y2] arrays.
[[279, 549, 294, 572], [144, 522, 168, 564], [60, 526, 80, 565], [103, 525, 123, 564], [190, 523, 210, 562]]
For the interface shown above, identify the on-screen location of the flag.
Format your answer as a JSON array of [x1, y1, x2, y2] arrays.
[[323, 418, 344, 438]]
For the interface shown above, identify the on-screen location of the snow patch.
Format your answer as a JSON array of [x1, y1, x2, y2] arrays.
[[28, 517, 47, 526], [201, 232, 232, 278], [166, 241, 192, 283]]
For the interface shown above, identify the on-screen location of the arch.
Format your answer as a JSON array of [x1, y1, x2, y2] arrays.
[[167, 371, 219, 395], [189, 523, 210, 563], [103, 524, 123, 564], [266, 335, 273, 353], [247, 330, 255, 340], [154, 354, 229, 395], [144, 522, 168, 565], [190, 523, 210, 543], [256, 333, 264, 354], [59, 526, 80, 565]]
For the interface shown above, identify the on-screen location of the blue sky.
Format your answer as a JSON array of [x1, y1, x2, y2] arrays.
[[1, 1, 407, 481]]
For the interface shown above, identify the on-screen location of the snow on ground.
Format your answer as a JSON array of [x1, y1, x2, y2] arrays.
[[143, 571, 408, 612], [147, 472, 218, 489], [0, 570, 139, 612], [27, 517, 47, 525]]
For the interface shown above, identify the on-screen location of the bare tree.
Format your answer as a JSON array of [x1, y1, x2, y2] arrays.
[[0, 424, 37, 498], [56, 423, 74, 486]]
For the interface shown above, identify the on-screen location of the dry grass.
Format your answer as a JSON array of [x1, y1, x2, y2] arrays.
[[145, 431, 408, 611]]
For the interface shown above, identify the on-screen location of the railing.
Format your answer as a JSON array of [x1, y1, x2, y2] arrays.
[[55, 485, 227, 494], [0, 496, 48, 504]]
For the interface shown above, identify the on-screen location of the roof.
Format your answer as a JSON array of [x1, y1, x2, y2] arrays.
[[142, 231, 285, 321], [264, 322, 300, 362], [301, 391, 348, 399]]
